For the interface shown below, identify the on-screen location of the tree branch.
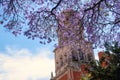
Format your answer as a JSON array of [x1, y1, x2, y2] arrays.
[[51, 0, 62, 15], [84, 0, 105, 12]]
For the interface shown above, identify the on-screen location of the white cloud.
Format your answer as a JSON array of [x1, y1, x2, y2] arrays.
[[0, 46, 55, 80]]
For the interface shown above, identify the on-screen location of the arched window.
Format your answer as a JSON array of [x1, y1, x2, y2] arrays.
[[79, 50, 84, 60], [72, 51, 78, 61], [88, 53, 93, 61], [60, 56, 63, 67], [64, 54, 67, 63]]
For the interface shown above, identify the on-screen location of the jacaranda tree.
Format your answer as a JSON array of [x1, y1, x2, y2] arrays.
[[0, 0, 120, 47]]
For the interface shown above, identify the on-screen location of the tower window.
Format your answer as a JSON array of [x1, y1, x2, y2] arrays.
[[72, 51, 78, 61], [88, 53, 92, 61], [79, 51, 84, 60], [56, 62, 58, 64], [60, 56, 63, 67], [64, 54, 67, 62]]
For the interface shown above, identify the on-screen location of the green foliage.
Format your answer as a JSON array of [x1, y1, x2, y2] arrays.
[[90, 41, 120, 80]]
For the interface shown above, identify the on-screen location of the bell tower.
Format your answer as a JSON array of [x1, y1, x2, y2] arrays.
[[50, 9, 95, 80]]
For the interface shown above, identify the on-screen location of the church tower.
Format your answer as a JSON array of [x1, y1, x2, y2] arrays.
[[50, 9, 95, 80]]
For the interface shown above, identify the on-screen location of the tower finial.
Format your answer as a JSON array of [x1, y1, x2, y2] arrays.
[[51, 72, 53, 79]]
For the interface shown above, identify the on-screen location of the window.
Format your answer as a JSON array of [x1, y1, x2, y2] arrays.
[[64, 54, 67, 62], [60, 56, 63, 67], [72, 51, 78, 61], [79, 51, 84, 60], [88, 54, 92, 61]]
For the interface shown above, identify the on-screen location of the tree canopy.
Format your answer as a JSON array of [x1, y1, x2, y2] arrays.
[[0, 0, 120, 47]]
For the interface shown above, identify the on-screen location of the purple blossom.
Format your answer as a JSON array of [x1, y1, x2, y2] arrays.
[[0, 0, 120, 47]]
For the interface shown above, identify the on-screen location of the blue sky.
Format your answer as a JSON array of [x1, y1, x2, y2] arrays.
[[0, 27, 56, 80]]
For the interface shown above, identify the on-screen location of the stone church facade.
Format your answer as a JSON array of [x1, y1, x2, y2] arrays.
[[50, 9, 95, 80]]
